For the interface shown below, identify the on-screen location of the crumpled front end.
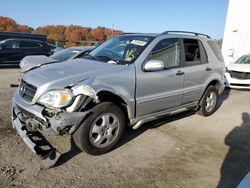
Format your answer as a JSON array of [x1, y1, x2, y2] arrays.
[[11, 90, 89, 167]]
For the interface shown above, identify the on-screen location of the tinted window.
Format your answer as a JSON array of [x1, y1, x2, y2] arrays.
[[4, 40, 20, 49], [20, 41, 41, 48], [150, 38, 180, 68], [183, 39, 201, 65]]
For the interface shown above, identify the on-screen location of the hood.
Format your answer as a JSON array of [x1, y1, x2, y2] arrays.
[[20, 55, 59, 72], [22, 59, 126, 90], [227, 63, 250, 72]]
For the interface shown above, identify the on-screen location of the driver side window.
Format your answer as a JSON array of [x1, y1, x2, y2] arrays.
[[150, 38, 180, 68]]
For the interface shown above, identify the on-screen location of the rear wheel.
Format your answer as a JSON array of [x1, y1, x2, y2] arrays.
[[197, 86, 219, 116], [73, 102, 125, 155]]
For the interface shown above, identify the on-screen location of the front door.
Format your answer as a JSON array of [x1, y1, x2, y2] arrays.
[[136, 38, 185, 118]]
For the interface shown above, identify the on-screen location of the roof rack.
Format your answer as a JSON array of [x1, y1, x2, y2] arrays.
[[162, 31, 211, 39], [122, 32, 140, 35]]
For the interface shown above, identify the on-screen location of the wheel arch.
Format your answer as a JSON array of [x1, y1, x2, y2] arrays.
[[96, 90, 131, 126], [199, 79, 220, 105]]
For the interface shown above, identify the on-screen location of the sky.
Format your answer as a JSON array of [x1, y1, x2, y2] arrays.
[[0, 0, 228, 39]]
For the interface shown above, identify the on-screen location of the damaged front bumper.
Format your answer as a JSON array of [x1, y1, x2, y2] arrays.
[[11, 92, 88, 167]]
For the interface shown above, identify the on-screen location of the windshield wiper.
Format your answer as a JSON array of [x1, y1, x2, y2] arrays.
[[95, 55, 119, 64], [83, 54, 96, 60]]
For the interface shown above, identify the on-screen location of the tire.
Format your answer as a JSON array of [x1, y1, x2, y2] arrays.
[[73, 102, 125, 155], [197, 86, 219, 116]]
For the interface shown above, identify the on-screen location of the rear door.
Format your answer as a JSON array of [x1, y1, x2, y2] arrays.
[[136, 37, 185, 117], [181, 38, 212, 104]]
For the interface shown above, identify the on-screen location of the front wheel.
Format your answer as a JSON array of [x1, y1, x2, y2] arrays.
[[73, 102, 125, 155], [197, 86, 219, 116]]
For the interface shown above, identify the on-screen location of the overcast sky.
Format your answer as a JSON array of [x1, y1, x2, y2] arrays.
[[0, 0, 229, 39]]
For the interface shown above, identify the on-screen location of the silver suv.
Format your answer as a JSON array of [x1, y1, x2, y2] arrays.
[[11, 31, 225, 164]]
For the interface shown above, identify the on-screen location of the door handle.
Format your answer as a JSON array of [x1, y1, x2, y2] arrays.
[[176, 70, 184, 76], [205, 67, 212, 71]]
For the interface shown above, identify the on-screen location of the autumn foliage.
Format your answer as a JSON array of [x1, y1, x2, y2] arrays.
[[0, 16, 123, 47]]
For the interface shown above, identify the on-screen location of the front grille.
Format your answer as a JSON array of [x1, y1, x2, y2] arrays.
[[19, 80, 37, 102], [230, 83, 250, 87], [230, 71, 250, 80]]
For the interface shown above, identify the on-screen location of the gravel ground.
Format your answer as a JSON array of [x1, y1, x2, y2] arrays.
[[0, 68, 250, 188]]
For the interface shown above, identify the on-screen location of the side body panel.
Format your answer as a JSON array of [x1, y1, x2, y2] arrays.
[[134, 35, 185, 118]]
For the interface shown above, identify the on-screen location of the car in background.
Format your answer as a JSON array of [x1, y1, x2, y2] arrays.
[[47, 44, 63, 54], [0, 31, 46, 41], [0, 38, 54, 67], [225, 54, 250, 89], [50, 46, 94, 61], [20, 46, 95, 72]]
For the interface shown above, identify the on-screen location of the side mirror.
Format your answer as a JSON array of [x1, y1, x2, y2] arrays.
[[143, 60, 164, 72]]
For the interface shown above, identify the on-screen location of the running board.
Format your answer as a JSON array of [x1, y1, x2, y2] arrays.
[[132, 103, 197, 130]]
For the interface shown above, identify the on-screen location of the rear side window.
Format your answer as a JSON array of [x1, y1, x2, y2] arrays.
[[183, 39, 208, 65], [183, 39, 201, 63], [150, 38, 180, 68], [20, 41, 41, 48], [208, 40, 224, 62]]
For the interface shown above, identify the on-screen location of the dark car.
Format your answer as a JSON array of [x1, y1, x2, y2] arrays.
[[0, 38, 54, 67], [0, 31, 46, 41]]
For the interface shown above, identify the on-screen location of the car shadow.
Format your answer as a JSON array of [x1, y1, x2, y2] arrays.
[[217, 87, 231, 109], [53, 137, 82, 167], [54, 110, 196, 167], [54, 88, 231, 167], [217, 112, 250, 188]]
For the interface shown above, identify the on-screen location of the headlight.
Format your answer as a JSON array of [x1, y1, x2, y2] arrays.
[[38, 89, 73, 108], [72, 84, 96, 99]]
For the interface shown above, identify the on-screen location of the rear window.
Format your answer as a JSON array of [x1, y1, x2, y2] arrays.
[[208, 41, 224, 62]]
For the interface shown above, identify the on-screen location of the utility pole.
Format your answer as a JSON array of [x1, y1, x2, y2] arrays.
[[112, 24, 114, 36]]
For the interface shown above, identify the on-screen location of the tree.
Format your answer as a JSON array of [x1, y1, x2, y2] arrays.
[[0, 16, 123, 47], [0, 16, 33, 32], [91, 27, 105, 41]]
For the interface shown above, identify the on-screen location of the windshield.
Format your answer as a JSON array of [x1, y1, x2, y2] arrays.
[[50, 48, 82, 61], [85, 35, 154, 64], [235, 55, 250, 64]]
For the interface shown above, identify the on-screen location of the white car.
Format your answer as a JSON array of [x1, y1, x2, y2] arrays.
[[225, 54, 250, 89]]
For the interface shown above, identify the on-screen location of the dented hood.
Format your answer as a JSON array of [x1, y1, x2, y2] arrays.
[[227, 63, 250, 72], [22, 59, 126, 90], [20, 55, 59, 72]]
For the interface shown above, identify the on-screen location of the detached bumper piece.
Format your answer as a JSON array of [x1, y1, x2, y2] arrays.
[[13, 114, 61, 168]]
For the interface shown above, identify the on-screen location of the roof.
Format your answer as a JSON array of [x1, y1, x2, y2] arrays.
[[1, 38, 47, 43], [121, 31, 211, 39], [121, 33, 160, 37]]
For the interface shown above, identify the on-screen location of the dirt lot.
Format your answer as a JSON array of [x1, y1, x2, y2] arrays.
[[0, 68, 250, 188]]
